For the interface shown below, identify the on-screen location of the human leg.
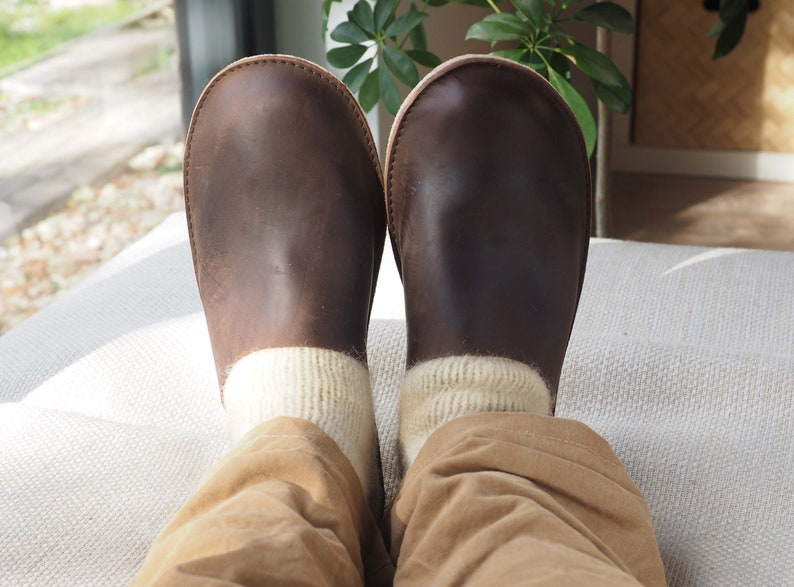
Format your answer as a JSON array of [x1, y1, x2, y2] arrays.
[[135, 416, 393, 586], [135, 55, 393, 586], [386, 55, 665, 586], [391, 411, 665, 586]]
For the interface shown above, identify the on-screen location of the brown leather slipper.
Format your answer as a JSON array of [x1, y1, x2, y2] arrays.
[[385, 54, 591, 394], [184, 55, 386, 396]]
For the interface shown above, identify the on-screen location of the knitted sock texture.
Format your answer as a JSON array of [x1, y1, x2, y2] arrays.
[[223, 347, 376, 494], [400, 355, 552, 467]]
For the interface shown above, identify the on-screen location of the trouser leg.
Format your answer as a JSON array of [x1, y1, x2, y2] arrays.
[[135, 347, 394, 586], [390, 412, 666, 586], [134, 417, 395, 586]]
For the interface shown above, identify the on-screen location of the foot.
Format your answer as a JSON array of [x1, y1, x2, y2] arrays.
[[385, 55, 591, 396], [185, 55, 386, 396]]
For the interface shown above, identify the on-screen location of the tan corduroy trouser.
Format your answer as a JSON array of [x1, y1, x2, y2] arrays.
[[135, 411, 666, 586]]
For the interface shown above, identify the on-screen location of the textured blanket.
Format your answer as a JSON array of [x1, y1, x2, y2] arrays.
[[1, 213, 792, 585]]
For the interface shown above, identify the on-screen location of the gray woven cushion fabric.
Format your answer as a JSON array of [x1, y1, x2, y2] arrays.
[[0, 213, 792, 585]]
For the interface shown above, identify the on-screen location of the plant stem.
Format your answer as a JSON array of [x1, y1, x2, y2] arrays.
[[486, 0, 501, 13]]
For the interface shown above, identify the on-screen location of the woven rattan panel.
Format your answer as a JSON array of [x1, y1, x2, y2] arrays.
[[633, 0, 794, 152]]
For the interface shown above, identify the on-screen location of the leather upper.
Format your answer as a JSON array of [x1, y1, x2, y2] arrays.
[[185, 56, 386, 389], [386, 56, 591, 390]]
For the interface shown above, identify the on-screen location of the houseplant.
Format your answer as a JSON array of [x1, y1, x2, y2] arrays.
[[323, 0, 635, 157], [322, 0, 754, 155], [322, 0, 754, 236], [706, 0, 757, 59]]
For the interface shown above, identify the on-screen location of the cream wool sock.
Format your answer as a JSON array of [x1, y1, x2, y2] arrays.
[[223, 347, 376, 494], [400, 355, 553, 467]]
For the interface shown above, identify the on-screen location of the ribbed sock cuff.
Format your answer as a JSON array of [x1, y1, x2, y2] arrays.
[[399, 355, 552, 467], [223, 347, 376, 494]]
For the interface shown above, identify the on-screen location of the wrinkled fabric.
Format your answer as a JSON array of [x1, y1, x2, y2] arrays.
[[136, 413, 665, 586], [391, 412, 666, 586], [134, 417, 394, 587]]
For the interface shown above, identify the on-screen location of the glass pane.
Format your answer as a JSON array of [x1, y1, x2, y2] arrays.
[[0, 0, 183, 334]]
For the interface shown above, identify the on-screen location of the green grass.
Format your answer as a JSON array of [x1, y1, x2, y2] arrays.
[[0, 1, 150, 76]]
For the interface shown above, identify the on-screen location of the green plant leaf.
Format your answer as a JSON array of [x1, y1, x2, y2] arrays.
[[466, 13, 530, 43], [349, 0, 376, 34], [409, 21, 429, 50], [327, 44, 368, 68], [491, 48, 527, 61], [720, 0, 749, 24], [406, 49, 442, 67], [330, 21, 369, 44], [713, 8, 747, 58], [456, 0, 500, 6], [549, 51, 571, 80], [379, 65, 402, 114], [359, 68, 380, 112], [592, 78, 632, 113], [512, 0, 544, 27], [573, 2, 635, 34], [559, 42, 625, 87], [549, 24, 575, 42], [547, 68, 596, 156], [483, 12, 531, 35], [374, 0, 399, 31], [561, 0, 586, 8], [323, 0, 337, 19], [427, 0, 451, 5], [705, 17, 725, 39], [385, 6, 428, 37], [322, 0, 344, 38], [525, 55, 547, 73], [343, 57, 374, 92], [383, 46, 420, 86]]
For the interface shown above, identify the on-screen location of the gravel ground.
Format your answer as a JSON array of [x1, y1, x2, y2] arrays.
[[0, 141, 185, 334]]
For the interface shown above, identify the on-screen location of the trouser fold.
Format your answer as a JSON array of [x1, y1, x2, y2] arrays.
[[136, 413, 665, 586], [391, 411, 666, 586], [134, 417, 394, 587]]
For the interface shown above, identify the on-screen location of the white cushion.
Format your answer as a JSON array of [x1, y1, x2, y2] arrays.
[[559, 241, 794, 584], [0, 213, 791, 585]]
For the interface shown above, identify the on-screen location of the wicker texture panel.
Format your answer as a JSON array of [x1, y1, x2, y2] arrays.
[[633, 0, 794, 152]]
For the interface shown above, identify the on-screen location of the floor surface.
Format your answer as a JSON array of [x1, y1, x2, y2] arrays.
[[610, 172, 794, 252]]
